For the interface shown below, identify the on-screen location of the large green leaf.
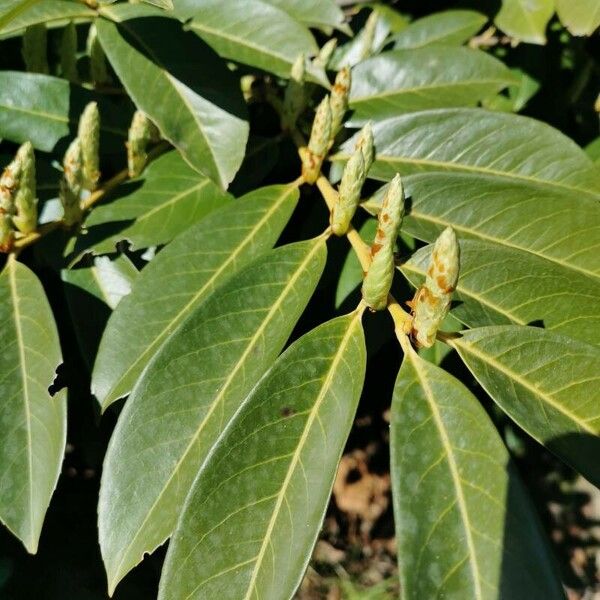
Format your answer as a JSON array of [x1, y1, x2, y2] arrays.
[[334, 109, 600, 199], [92, 183, 299, 409], [391, 9, 487, 49], [0, 71, 127, 152], [77, 151, 231, 255], [388, 173, 600, 281], [0, 0, 95, 37], [494, 0, 554, 45], [173, 0, 324, 83], [400, 239, 600, 346], [391, 346, 564, 599], [159, 313, 366, 600], [555, 0, 600, 35], [349, 47, 516, 124], [96, 17, 249, 188], [450, 326, 600, 487], [98, 237, 327, 594], [262, 0, 346, 32], [0, 257, 66, 553]]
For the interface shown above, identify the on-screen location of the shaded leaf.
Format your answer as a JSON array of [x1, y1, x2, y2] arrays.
[[495, 0, 554, 45], [349, 47, 517, 124], [159, 313, 366, 599], [99, 237, 327, 594], [96, 17, 249, 188], [556, 0, 600, 35], [400, 239, 600, 346], [92, 183, 299, 409], [391, 346, 565, 599], [391, 10, 487, 49], [77, 151, 231, 255], [0, 257, 66, 553], [450, 326, 600, 486], [262, 0, 347, 33]]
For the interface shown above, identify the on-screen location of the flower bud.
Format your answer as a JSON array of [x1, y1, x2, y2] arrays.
[[411, 227, 460, 347], [302, 95, 332, 184], [329, 67, 351, 138], [355, 122, 374, 173], [331, 147, 365, 236], [22, 24, 48, 74], [87, 24, 110, 85], [313, 39, 337, 70], [78, 102, 100, 190], [127, 110, 160, 177], [12, 142, 38, 235], [359, 11, 378, 61], [362, 174, 404, 311], [0, 212, 14, 253], [61, 138, 84, 226], [282, 54, 306, 131], [61, 22, 78, 82]]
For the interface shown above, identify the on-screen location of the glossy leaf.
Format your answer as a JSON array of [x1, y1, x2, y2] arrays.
[[400, 239, 600, 346], [99, 237, 327, 594], [349, 47, 516, 123], [450, 326, 600, 486], [142, 0, 173, 9], [78, 151, 231, 255], [335, 109, 600, 199], [159, 313, 366, 600], [173, 0, 323, 83], [391, 346, 565, 599], [0, 0, 95, 37], [0, 257, 66, 553], [96, 17, 249, 188], [92, 183, 299, 409], [555, 0, 600, 36], [0, 71, 127, 152], [262, 0, 347, 32], [392, 10, 487, 49], [495, 0, 554, 45]]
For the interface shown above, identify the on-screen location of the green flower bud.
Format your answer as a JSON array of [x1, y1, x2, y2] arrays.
[[61, 138, 84, 226], [411, 226, 460, 347], [331, 147, 365, 236], [78, 102, 100, 190], [0, 159, 17, 251], [302, 95, 332, 184], [313, 38, 337, 70], [61, 22, 78, 82], [359, 11, 378, 61], [0, 212, 14, 253], [12, 142, 38, 235], [127, 110, 159, 177], [282, 54, 306, 131], [355, 122, 374, 173], [22, 24, 48, 74], [329, 67, 351, 138], [87, 24, 110, 85], [361, 174, 404, 311]]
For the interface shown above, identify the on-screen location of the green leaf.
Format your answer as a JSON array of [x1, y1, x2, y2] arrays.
[[173, 0, 324, 83], [77, 151, 231, 255], [585, 136, 600, 163], [349, 47, 517, 124], [92, 183, 299, 409], [556, 0, 600, 35], [449, 326, 600, 486], [0, 71, 127, 152], [98, 237, 327, 594], [335, 109, 600, 200], [96, 17, 249, 188], [391, 10, 487, 49], [0, 0, 95, 38], [391, 346, 565, 599], [0, 257, 66, 553], [262, 0, 347, 33], [495, 0, 554, 45], [400, 239, 600, 346], [62, 255, 138, 367], [159, 312, 366, 600], [142, 0, 173, 9]]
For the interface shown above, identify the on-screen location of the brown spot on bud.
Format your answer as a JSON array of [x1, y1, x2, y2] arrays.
[[371, 243, 382, 256], [382, 213, 390, 223]]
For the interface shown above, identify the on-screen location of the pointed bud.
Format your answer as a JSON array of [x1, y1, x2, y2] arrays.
[[329, 67, 351, 138], [362, 174, 404, 311], [355, 122, 374, 173], [360, 11, 379, 61], [12, 142, 38, 234], [302, 96, 332, 184], [87, 24, 110, 85], [61, 138, 84, 226], [313, 38, 337, 70], [22, 24, 48, 74], [60, 22, 78, 82], [127, 110, 160, 177], [331, 148, 365, 236], [78, 102, 100, 190], [411, 227, 460, 347], [282, 54, 306, 131]]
